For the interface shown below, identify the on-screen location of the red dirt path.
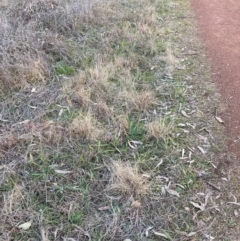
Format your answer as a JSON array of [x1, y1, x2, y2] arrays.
[[191, 0, 240, 157]]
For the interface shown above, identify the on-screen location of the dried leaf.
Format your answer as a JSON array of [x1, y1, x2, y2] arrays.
[[186, 122, 195, 129], [128, 140, 137, 149], [181, 148, 185, 158], [145, 227, 154, 237], [98, 206, 110, 211], [175, 230, 187, 236], [0, 114, 9, 122], [181, 128, 190, 133], [161, 186, 167, 196], [234, 210, 239, 216], [12, 119, 30, 126], [131, 200, 141, 208], [195, 133, 207, 142], [197, 146, 206, 154], [155, 158, 163, 168], [190, 201, 205, 211], [227, 202, 240, 206], [58, 108, 64, 117], [131, 140, 143, 145], [142, 173, 151, 179], [177, 123, 186, 127], [153, 231, 172, 240], [206, 181, 220, 191], [187, 232, 197, 237], [18, 221, 32, 230], [55, 170, 73, 174], [29, 105, 37, 109], [185, 207, 190, 212], [215, 116, 224, 124], [181, 110, 190, 118], [204, 192, 211, 206], [165, 187, 180, 197], [176, 183, 185, 189]]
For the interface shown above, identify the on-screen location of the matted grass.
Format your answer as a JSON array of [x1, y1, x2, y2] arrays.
[[0, 0, 238, 240]]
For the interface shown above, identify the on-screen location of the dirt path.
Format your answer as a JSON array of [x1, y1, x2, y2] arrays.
[[191, 0, 240, 157]]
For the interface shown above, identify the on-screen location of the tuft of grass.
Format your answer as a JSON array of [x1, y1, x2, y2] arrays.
[[164, 45, 180, 77], [107, 160, 150, 198], [2, 185, 25, 215], [118, 89, 158, 113], [70, 111, 102, 141], [146, 118, 174, 142], [55, 62, 75, 76]]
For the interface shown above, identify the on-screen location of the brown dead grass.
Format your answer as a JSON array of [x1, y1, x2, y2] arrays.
[[118, 89, 157, 113], [164, 45, 180, 77], [146, 118, 174, 142], [70, 111, 102, 141], [2, 185, 25, 215], [107, 161, 150, 198]]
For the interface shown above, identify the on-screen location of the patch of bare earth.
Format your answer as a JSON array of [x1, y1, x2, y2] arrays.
[[192, 0, 240, 239], [0, 0, 237, 240]]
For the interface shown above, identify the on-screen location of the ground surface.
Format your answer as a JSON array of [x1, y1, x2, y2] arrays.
[[192, 0, 240, 157], [192, 0, 240, 239], [1, 0, 240, 240]]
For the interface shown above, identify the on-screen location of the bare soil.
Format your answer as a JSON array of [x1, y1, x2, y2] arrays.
[[192, 0, 240, 157]]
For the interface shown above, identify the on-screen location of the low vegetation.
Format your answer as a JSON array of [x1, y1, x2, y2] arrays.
[[0, 0, 239, 240]]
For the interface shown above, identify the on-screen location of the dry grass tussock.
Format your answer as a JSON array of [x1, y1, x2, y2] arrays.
[[2, 185, 25, 215], [70, 111, 102, 141], [164, 45, 180, 77], [107, 161, 150, 198], [146, 118, 174, 142], [118, 89, 157, 112]]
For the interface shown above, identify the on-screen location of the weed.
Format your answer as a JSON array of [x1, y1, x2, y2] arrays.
[[55, 62, 75, 76]]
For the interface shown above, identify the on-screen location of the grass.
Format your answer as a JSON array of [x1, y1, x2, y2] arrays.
[[146, 118, 174, 142], [0, 0, 238, 240]]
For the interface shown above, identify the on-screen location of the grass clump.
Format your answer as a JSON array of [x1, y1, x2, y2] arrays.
[[118, 90, 157, 113], [147, 118, 174, 142], [55, 62, 76, 76], [70, 111, 102, 141], [108, 161, 150, 198]]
